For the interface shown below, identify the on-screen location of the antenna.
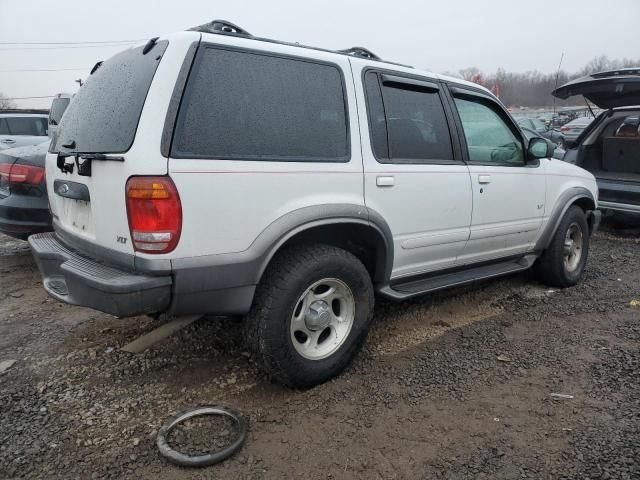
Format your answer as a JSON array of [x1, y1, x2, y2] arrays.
[[553, 52, 564, 119]]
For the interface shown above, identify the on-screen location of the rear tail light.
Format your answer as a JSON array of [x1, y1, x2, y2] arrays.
[[559, 126, 570, 132], [0, 163, 45, 185], [125, 176, 182, 254]]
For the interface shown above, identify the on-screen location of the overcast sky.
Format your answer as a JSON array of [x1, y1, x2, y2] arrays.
[[1, 0, 639, 108]]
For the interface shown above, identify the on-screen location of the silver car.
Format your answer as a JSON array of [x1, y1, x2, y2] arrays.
[[559, 116, 593, 144], [0, 111, 49, 151]]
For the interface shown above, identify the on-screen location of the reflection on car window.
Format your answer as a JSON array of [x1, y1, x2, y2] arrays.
[[531, 118, 547, 132], [454, 97, 524, 165]]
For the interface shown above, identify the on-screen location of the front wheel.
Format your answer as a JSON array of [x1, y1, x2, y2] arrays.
[[536, 205, 590, 287], [244, 244, 374, 388]]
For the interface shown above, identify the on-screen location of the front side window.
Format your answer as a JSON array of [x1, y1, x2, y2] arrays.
[[454, 97, 524, 165], [364, 72, 453, 163], [172, 47, 349, 161]]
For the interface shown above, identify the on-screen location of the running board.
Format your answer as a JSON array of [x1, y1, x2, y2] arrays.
[[379, 255, 537, 300]]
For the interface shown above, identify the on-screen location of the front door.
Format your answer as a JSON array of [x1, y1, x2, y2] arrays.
[[354, 65, 473, 280], [449, 89, 546, 265]]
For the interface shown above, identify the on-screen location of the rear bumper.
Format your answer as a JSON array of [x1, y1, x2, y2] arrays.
[[0, 201, 51, 239], [29, 232, 172, 317]]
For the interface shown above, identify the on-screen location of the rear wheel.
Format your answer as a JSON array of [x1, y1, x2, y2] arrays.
[[536, 205, 590, 287], [244, 244, 374, 388]]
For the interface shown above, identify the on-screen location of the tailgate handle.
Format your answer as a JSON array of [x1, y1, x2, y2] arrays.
[[53, 180, 90, 201]]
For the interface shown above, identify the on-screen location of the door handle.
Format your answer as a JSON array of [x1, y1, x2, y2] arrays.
[[478, 175, 492, 184], [376, 176, 395, 187]]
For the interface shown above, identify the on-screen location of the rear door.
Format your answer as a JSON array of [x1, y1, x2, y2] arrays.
[[46, 34, 197, 256], [553, 69, 640, 109], [448, 86, 546, 264], [355, 65, 473, 278]]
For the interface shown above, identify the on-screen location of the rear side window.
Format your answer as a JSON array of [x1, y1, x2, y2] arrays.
[[51, 41, 168, 153], [171, 47, 349, 161], [364, 71, 453, 163], [0, 117, 48, 136]]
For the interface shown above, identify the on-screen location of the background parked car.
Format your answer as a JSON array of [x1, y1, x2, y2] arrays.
[[559, 116, 594, 144], [0, 95, 72, 239], [0, 110, 49, 151], [516, 117, 565, 147], [48, 93, 72, 139], [554, 67, 640, 219], [520, 126, 565, 160], [0, 141, 51, 239]]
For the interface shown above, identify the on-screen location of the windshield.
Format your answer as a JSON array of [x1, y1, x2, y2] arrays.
[[51, 40, 168, 154], [0, 117, 48, 136]]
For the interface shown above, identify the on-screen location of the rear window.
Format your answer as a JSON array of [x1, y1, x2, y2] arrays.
[[171, 46, 349, 161], [0, 117, 48, 136], [49, 97, 70, 126], [51, 41, 168, 153]]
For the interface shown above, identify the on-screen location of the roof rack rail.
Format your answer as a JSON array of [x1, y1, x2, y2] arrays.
[[190, 19, 252, 38], [189, 20, 413, 69], [0, 108, 49, 115], [337, 47, 380, 61]]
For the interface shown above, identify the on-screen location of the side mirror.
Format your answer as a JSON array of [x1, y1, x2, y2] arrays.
[[528, 137, 552, 159]]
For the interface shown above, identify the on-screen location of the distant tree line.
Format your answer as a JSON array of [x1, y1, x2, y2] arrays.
[[445, 56, 640, 108]]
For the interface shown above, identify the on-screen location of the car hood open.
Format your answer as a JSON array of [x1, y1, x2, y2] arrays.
[[552, 68, 640, 109]]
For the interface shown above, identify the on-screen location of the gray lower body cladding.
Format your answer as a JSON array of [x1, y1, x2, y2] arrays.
[[28, 232, 255, 318]]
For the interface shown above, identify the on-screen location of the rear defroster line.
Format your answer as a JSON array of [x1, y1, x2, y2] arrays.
[[157, 405, 248, 467]]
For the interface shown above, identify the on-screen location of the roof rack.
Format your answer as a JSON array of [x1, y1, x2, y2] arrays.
[[189, 19, 252, 38], [336, 47, 381, 61], [0, 109, 49, 115], [189, 19, 412, 69]]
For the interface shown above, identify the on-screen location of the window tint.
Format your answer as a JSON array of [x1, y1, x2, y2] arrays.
[[51, 41, 168, 153], [0, 117, 47, 136], [172, 47, 349, 161], [364, 72, 453, 163], [454, 97, 524, 165]]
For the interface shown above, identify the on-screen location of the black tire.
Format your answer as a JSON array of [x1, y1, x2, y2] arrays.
[[536, 205, 590, 287], [244, 244, 374, 389]]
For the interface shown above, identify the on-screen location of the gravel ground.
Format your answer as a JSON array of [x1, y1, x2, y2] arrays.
[[0, 221, 638, 479]]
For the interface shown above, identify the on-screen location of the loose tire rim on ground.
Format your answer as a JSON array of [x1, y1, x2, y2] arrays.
[[563, 222, 584, 272], [290, 278, 355, 361], [157, 405, 248, 467]]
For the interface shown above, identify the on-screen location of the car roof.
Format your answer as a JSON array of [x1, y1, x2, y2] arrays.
[[0, 113, 48, 118], [181, 20, 497, 101]]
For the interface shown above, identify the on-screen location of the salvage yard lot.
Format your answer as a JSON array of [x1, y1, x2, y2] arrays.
[[1, 225, 639, 479]]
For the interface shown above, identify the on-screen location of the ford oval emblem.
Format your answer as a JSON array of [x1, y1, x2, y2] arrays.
[[58, 183, 70, 194]]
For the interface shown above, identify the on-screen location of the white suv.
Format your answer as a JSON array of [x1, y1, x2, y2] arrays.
[[30, 20, 600, 388]]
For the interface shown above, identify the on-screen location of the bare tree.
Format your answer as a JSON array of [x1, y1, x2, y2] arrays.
[[0, 92, 16, 109]]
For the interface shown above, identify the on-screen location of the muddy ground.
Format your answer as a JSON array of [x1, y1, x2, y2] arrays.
[[0, 223, 638, 479]]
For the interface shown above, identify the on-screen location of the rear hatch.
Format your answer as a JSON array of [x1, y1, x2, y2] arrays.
[[46, 35, 192, 257], [552, 68, 640, 109]]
